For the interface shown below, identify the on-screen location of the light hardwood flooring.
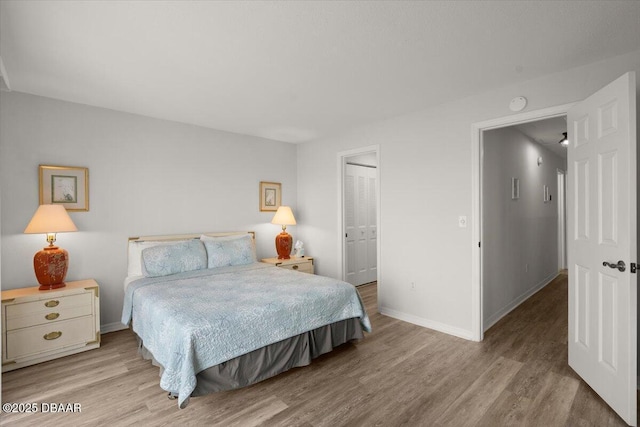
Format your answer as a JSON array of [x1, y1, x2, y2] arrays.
[[1, 273, 634, 426]]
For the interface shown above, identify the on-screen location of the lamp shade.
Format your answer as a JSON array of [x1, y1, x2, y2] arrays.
[[24, 204, 78, 234], [271, 206, 297, 226]]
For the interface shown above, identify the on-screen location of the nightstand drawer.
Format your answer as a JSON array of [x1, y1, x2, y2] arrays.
[[6, 315, 96, 360], [6, 303, 93, 331], [5, 292, 92, 320], [279, 262, 314, 274]]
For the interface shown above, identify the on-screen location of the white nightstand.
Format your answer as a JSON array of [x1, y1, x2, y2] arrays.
[[1, 279, 100, 372], [261, 256, 315, 274]]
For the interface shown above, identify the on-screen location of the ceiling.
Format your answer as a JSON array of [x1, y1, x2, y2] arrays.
[[514, 116, 568, 159], [1, 1, 639, 144]]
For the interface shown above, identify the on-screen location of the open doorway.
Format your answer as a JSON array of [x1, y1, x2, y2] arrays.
[[470, 102, 574, 341], [481, 117, 567, 331], [343, 152, 377, 286], [337, 145, 380, 289]]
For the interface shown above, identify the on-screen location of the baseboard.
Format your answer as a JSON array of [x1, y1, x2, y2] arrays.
[[101, 322, 129, 334], [379, 306, 474, 340], [483, 271, 558, 332]]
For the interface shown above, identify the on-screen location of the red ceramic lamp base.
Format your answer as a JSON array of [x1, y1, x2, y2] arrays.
[[275, 231, 293, 259], [34, 246, 69, 290]]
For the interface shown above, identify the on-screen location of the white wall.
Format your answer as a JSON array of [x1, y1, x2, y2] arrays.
[[296, 49, 640, 339], [1, 51, 638, 341], [482, 127, 566, 329], [0, 92, 297, 331]]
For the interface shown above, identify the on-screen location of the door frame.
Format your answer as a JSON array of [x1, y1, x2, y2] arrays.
[[557, 168, 567, 271], [471, 103, 575, 341], [337, 145, 381, 305]]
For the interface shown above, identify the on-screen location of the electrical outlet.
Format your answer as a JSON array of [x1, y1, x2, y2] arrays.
[[458, 216, 467, 228]]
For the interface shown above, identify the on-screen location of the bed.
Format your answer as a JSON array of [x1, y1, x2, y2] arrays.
[[121, 232, 371, 408]]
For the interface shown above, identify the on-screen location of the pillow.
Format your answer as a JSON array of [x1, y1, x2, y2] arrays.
[[201, 234, 256, 268], [127, 240, 184, 277], [141, 239, 207, 277]]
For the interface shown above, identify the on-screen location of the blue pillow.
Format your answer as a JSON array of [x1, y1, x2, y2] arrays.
[[201, 234, 256, 268], [141, 239, 207, 277]]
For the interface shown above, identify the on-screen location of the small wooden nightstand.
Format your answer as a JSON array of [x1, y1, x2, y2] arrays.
[[261, 256, 315, 274], [1, 279, 100, 372]]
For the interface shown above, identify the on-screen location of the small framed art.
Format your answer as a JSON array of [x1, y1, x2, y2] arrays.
[[511, 177, 520, 200], [543, 184, 550, 203], [259, 181, 281, 212], [39, 165, 89, 211]]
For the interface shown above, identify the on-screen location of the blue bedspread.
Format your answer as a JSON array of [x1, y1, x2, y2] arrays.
[[121, 262, 371, 408]]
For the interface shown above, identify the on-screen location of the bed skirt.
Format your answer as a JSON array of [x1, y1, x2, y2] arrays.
[[137, 317, 363, 406]]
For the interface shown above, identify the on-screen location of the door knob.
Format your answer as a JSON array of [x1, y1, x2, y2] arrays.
[[603, 260, 626, 272]]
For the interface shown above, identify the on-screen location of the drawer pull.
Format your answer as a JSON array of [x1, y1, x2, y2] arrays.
[[43, 331, 62, 340], [45, 300, 60, 308], [45, 313, 60, 321], [292, 265, 299, 270]]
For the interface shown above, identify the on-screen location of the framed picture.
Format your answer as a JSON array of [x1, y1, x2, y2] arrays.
[[259, 181, 281, 212], [511, 177, 520, 200], [543, 184, 550, 203], [39, 165, 89, 211]]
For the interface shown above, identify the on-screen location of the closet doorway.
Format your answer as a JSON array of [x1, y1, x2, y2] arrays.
[[339, 146, 379, 287]]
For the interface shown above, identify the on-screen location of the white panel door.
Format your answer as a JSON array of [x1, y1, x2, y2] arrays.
[[345, 164, 377, 286], [344, 166, 357, 285], [567, 72, 637, 426]]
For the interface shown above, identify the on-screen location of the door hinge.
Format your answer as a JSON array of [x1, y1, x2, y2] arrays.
[[631, 263, 637, 274]]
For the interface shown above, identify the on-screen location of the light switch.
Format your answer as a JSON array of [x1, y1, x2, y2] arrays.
[[458, 216, 467, 228]]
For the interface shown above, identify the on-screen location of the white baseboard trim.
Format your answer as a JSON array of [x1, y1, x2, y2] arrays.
[[380, 306, 474, 341], [483, 271, 558, 332], [101, 322, 129, 334]]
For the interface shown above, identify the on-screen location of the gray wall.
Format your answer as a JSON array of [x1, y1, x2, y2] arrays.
[[0, 92, 297, 331], [482, 126, 566, 329]]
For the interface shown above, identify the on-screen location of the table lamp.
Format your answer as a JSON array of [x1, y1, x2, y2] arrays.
[[24, 204, 78, 290], [271, 206, 296, 259]]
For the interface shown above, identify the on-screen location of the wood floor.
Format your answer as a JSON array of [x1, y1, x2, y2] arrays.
[[1, 273, 633, 426]]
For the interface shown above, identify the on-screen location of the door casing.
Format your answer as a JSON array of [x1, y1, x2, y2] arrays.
[[471, 103, 575, 341], [557, 169, 567, 270]]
